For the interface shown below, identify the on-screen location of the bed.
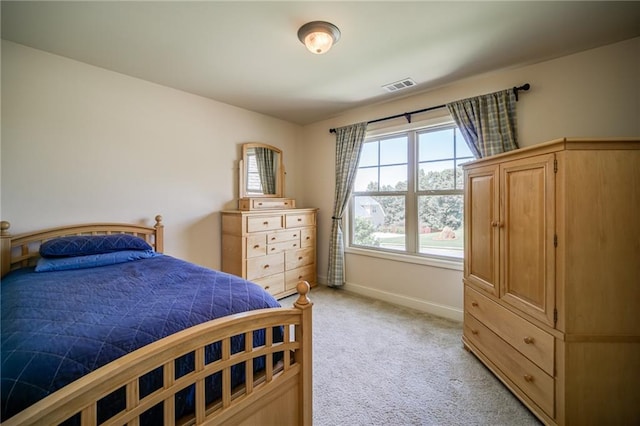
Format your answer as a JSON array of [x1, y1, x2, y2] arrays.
[[0, 216, 312, 425]]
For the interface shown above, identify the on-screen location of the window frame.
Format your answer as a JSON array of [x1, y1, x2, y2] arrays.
[[346, 119, 473, 269]]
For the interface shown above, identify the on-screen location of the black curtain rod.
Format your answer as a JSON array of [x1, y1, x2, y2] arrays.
[[329, 83, 530, 134]]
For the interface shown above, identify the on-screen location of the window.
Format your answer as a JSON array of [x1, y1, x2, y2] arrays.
[[349, 125, 474, 260]]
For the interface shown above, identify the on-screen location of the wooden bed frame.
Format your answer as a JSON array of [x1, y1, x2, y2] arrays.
[[0, 216, 312, 426]]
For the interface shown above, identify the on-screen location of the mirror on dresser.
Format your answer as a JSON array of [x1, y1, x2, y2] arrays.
[[238, 143, 295, 210]]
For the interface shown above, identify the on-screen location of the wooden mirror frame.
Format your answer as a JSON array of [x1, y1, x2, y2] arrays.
[[239, 143, 284, 199]]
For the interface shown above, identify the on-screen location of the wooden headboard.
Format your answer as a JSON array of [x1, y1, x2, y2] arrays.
[[0, 215, 164, 278]]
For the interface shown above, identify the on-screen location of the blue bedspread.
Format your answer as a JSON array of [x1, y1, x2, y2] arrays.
[[1, 255, 281, 421]]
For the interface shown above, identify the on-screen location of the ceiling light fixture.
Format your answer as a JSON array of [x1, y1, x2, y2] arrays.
[[297, 21, 341, 54]]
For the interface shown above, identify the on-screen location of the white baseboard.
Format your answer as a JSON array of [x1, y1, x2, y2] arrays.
[[341, 281, 463, 323]]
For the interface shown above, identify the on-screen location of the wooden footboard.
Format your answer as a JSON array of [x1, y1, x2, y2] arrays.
[[2, 281, 312, 426]]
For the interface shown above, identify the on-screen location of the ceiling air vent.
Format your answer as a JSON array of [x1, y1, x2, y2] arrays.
[[382, 78, 417, 93]]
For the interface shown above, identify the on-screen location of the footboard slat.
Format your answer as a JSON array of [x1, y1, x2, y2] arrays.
[[2, 282, 313, 426]]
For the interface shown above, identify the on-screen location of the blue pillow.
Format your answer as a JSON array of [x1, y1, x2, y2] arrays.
[[40, 234, 153, 258], [35, 250, 161, 272]]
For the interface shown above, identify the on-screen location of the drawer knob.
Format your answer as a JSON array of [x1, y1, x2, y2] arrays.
[[298, 256, 303, 260], [297, 218, 302, 222], [524, 374, 534, 383], [271, 237, 276, 240], [270, 248, 275, 251], [253, 245, 260, 249], [263, 221, 269, 225], [306, 236, 310, 240], [523, 336, 535, 345], [471, 301, 479, 307], [258, 202, 263, 206], [491, 221, 498, 227], [471, 329, 479, 335], [263, 265, 270, 269], [264, 285, 270, 290]]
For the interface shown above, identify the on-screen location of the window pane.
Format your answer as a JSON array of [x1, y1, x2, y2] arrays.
[[359, 141, 379, 167], [380, 136, 407, 165], [419, 128, 454, 161], [418, 160, 455, 190], [455, 129, 474, 158], [380, 165, 407, 191], [418, 195, 463, 257], [354, 168, 378, 192], [352, 195, 405, 251]]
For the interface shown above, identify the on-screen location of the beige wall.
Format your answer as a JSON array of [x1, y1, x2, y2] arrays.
[[2, 37, 638, 321], [1, 40, 303, 268], [298, 37, 639, 321]]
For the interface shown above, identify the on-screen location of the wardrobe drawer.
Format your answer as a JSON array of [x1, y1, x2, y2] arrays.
[[465, 286, 554, 375], [285, 248, 314, 270], [252, 273, 285, 296], [246, 253, 285, 280], [285, 212, 315, 228], [267, 229, 301, 244], [246, 215, 284, 233], [301, 228, 315, 248], [246, 235, 267, 258], [267, 240, 301, 255], [285, 264, 316, 290], [465, 313, 554, 418]]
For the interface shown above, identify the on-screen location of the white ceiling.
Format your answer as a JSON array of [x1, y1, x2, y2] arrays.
[[2, 1, 640, 125]]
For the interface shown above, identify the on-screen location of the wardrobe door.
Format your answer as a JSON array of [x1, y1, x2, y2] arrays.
[[464, 164, 500, 296], [499, 154, 556, 326]]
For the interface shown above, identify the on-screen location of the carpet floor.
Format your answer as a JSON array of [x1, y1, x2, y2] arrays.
[[282, 285, 543, 426]]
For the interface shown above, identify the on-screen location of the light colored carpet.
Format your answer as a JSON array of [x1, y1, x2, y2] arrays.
[[282, 285, 542, 426]]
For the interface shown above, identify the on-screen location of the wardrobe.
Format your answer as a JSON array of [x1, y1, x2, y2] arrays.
[[462, 138, 639, 425]]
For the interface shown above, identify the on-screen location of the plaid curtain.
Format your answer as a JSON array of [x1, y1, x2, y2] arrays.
[[254, 147, 276, 194], [327, 122, 368, 287], [446, 89, 519, 158]]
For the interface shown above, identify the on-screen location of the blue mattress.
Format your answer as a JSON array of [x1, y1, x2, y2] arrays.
[[1, 255, 282, 422]]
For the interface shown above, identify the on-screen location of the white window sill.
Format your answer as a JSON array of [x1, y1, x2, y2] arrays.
[[345, 246, 463, 271]]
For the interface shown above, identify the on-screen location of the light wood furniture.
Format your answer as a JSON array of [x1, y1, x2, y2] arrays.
[[0, 218, 313, 426], [462, 138, 640, 425], [222, 208, 318, 299]]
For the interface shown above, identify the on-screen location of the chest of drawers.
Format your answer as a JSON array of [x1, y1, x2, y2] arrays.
[[221, 208, 317, 299]]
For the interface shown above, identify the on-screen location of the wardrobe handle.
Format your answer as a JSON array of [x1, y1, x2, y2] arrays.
[[491, 221, 498, 227], [523, 336, 535, 345]]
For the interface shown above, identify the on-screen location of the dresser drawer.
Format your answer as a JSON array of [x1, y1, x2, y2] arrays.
[[246, 253, 285, 280], [246, 234, 267, 258], [252, 273, 285, 296], [285, 212, 315, 228], [267, 240, 301, 255], [301, 228, 315, 248], [239, 198, 296, 210], [267, 229, 301, 244], [285, 264, 315, 290], [246, 215, 284, 233], [285, 248, 314, 270], [465, 286, 554, 375], [465, 313, 554, 417]]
